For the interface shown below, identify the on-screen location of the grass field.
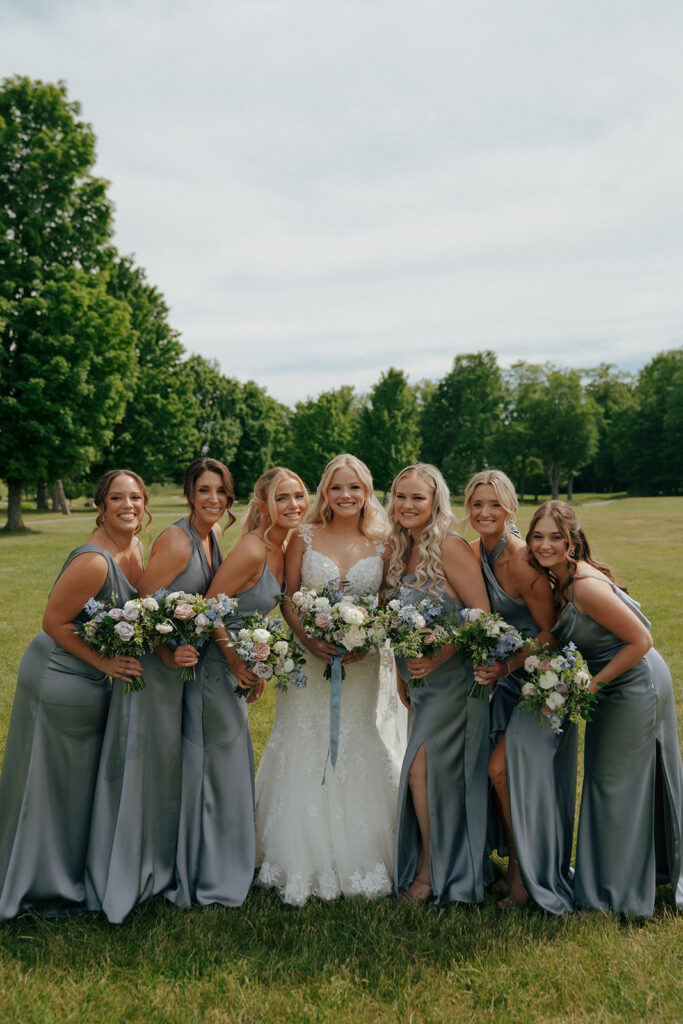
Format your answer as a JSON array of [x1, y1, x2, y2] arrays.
[[0, 497, 681, 1023]]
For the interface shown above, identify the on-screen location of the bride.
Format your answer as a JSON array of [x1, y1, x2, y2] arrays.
[[255, 454, 404, 905]]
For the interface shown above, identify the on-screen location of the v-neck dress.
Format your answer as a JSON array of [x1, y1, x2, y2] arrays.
[[0, 545, 135, 923], [555, 577, 683, 917], [85, 518, 221, 923], [480, 535, 577, 914], [167, 536, 282, 908]]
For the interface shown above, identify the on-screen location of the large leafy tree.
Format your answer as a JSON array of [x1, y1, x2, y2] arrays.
[[357, 368, 421, 492], [91, 258, 200, 481], [285, 386, 361, 491], [229, 381, 290, 497], [0, 77, 134, 530], [573, 364, 635, 493], [184, 354, 243, 468], [420, 351, 503, 492]]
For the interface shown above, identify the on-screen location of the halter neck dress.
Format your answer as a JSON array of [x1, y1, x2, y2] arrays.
[[479, 535, 577, 914], [255, 523, 400, 906], [85, 518, 221, 923], [555, 576, 683, 917], [0, 545, 136, 923], [167, 534, 282, 908], [394, 536, 490, 906]]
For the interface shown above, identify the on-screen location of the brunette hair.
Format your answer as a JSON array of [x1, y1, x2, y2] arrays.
[[305, 454, 387, 541], [94, 469, 151, 535], [526, 500, 619, 602], [463, 469, 518, 532], [183, 457, 236, 529], [240, 467, 309, 539], [384, 463, 458, 598]]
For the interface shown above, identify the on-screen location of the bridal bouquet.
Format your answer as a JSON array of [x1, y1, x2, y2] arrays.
[[289, 582, 384, 773], [519, 642, 595, 734], [226, 613, 308, 697], [153, 589, 239, 681], [453, 608, 533, 700], [377, 587, 455, 687], [79, 595, 162, 692], [289, 583, 383, 680]]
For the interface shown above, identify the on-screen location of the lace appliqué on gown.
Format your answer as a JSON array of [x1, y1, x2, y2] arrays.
[[254, 525, 404, 906]]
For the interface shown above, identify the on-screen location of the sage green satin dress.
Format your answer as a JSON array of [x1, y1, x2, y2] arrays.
[[0, 545, 135, 923]]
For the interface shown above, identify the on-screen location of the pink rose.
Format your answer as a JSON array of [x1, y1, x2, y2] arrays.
[[251, 643, 270, 661], [422, 631, 438, 646], [174, 603, 196, 620], [538, 659, 551, 671], [315, 614, 332, 629]]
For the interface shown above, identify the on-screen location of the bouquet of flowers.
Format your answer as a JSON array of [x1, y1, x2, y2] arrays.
[[226, 613, 308, 697], [453, 608, 533, 699], [153, 590, 239, 681], [289, 582, 384, 773], [378, 587, 456, 687], [519, 642, 595, 734], [289, 583, 383, 680], [79, 595, 162, 692]]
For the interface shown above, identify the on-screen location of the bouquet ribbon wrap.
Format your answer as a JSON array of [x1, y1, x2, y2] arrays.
[[322, 644, 348, 782]]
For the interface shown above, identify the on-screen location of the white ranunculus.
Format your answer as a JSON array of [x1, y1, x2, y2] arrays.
[[252, 628, 272, 644], [576, 670, 591, 687], [549, 657, 564, 672], [538, 670, 559, 690], [313, 597, 331, 611], [155, 622, 173, 634], [485, 622, 502, 637], [388, 599, 401, 611], [283, 658, 294, 672], [463, 608, 484, 623], [521, 682, 536, 696], [546, 691, 567, 710], [291, 591, 304, 605], [237, 628, 251, 641], [524, 655, 540, 672], [273, 640, 289, 655], [166, 592, 182, 602], [141, 597, 159, 611]]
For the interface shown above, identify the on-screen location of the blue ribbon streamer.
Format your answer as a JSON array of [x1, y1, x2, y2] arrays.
[[322, 644, 346, 784]]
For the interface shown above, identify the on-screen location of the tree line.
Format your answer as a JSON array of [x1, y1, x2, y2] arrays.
[[1, 77, 682, 531]]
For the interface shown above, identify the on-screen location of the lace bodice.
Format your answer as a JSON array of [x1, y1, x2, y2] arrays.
[[298, 524, 384, 594]]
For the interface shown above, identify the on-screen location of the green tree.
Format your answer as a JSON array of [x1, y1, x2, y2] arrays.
[[92, 257, 200, 481], [184, 354, 243, 468], [0, 76, 134, 530], [574, 364, 635, 493], [357, 368, 421, 491], [286, 386, 361, 490], [516, 366, 600, 499], [420, 351, 503, 492], [229, 381, 290, 497]]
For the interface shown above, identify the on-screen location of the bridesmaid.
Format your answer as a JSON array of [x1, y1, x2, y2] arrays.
[[527, 500, 683, 917], [385, 464, 491, 906], [464, 470, 576, 913], [85, 457, 231, 923], [167, 467, 308, 908], [0, 470, 146, 923]]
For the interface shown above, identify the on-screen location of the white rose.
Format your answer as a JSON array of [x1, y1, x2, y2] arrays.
[[313, 597, 331, 611], [341, 625, 365, 651], [524, 655, 540, 672], [273, 640, 289, 655], [340, 605, 364, 626], [252, 628, 272, 644], [411, 612, 426, 630], [283, 658, 294, 672], [549, 657, 564, 672], [464, 608, 484, 622], [388, 600, 401, 611], [141, 597, 159, 611], [108, 608, 125, 621], [521, 682, 535, 696], [166, 592, 182, 602], [155, 622, 173, 634], [485, 622, 502, 637], [123, 606, 139, 621], [291, 591, 304, 606], [546, 691, 567, 710], [195, 613, 210, 628], [237, 628, 251, 641], [539, 670, 559, 691], [576, 670, 591, 688]]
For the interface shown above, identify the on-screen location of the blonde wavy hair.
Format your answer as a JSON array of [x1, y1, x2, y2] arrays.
[[384, 463, 458, 598], [240, 467, 308, 540], [305, 454, 387, 541], [463, 469, 518, 532]]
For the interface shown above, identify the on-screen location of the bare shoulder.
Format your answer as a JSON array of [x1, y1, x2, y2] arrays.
[[443, 532, 477, 565], [151, 522, 192, 558]]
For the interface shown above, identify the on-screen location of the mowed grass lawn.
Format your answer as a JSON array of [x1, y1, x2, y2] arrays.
[[0, 496, 681, 1024]]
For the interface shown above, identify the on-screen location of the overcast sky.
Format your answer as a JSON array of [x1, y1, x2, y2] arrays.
[[3, 0, 683, 405]]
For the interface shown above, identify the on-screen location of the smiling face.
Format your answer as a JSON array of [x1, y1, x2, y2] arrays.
[[468, 483, 508, 541], [392, 471, 435, 535], [325, 465, 366, 519], [527, 514, 570, 572], [99, 473, 146, 535], [191, 470, 230, 529], [271, 474, 308, 530]]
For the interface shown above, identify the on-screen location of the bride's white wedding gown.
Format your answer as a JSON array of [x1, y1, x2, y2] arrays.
[[254, 524, 406, 905]]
